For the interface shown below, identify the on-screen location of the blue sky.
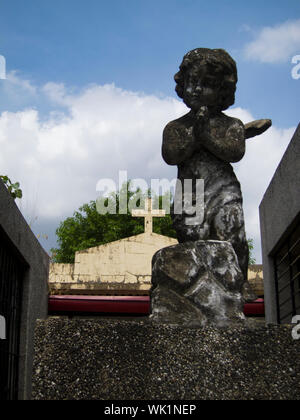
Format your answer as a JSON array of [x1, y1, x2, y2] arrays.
[[1, 0, 299, 125], [0, 0, 299, 261]]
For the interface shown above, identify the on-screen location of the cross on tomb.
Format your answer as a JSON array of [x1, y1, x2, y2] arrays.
[[132, 198, 166, 234]]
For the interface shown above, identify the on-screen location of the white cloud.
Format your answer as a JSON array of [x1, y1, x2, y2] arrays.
[[244, 19, 300, 63], [42, 82, 67, 104], [6, 71, 37, 95], [227, 108, 295, 262], [0, 78, 295, 262], [0, 82, 185, 223]]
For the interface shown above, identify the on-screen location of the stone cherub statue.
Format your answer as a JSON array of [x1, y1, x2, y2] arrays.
[[151, 48, 271, 326]]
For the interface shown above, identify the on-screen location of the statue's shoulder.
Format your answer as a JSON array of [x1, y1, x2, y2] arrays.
[[217, 113, 245, 131], [164, 112, 194, 133], [220, 113, 244, 128], [211, 113, 244, 137]]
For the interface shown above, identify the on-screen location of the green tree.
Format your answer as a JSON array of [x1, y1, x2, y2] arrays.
[[51, 183, 176, 263], [247, 238, 256, 265]]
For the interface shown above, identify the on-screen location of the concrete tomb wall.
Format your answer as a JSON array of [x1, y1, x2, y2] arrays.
[[49, 232, 178, 295], [0, 180, 49, 400], [260, 123, 300, 324], [49, 238, 264, 297]]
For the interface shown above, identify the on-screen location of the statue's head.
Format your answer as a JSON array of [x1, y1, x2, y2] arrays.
[[174, 48, 238, 112]]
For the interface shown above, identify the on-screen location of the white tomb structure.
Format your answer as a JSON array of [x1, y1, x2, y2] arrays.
[[49, 199, 178, 295]]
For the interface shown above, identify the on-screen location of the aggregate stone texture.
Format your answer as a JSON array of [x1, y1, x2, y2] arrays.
[[32, 318, 300, 400]]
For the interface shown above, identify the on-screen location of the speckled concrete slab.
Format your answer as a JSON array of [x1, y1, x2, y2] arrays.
[[32, 318, 300, 400]]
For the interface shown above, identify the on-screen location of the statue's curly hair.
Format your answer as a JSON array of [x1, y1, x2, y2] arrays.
[[174, 48, 238, 111]]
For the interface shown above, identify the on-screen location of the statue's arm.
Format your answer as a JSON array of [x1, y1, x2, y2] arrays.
[[162, 120, 197, 165], [198, 117, 246, 163]]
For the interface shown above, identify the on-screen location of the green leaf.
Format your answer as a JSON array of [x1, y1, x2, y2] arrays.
[[0, 175, 23, 200]]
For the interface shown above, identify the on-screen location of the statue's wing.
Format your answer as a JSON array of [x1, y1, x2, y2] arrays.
[[245, 119, 272, 139]]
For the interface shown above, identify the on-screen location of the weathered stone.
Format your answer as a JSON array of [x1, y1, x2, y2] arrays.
[[151, 240, 245, 327], [245, 119, 272, 139], [152, 48, 272, 324]]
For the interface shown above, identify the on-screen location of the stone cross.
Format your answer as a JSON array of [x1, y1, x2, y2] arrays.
[[132, 198, 166, 234]]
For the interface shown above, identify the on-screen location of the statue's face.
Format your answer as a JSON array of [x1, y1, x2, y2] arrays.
[[182, 63, 221, 111]]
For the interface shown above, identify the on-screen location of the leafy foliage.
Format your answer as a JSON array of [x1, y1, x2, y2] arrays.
[[0, 175, 23, 199], [247, 238, 256, 265]]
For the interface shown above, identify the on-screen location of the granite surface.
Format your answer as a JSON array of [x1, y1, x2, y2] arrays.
[[32, 318, 300, 400]]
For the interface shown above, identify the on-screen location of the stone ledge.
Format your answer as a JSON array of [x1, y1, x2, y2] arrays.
[[49, 283, 150, 295], [32, 318, 300, 400]]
